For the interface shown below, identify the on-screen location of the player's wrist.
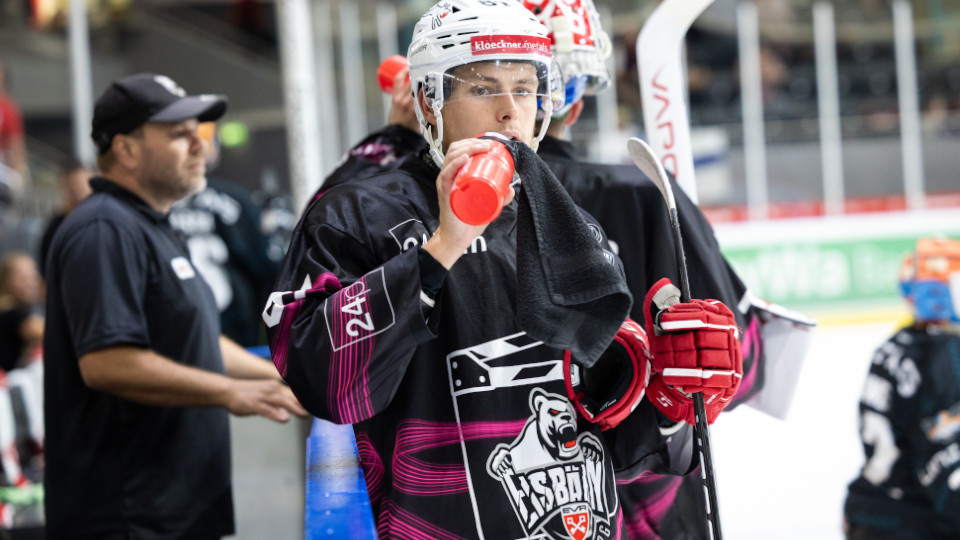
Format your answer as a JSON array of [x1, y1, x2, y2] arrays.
[[422, 228, 471, 269], [647, 376, 688, 423]]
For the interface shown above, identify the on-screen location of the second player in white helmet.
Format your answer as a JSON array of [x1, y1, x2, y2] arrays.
[[521, 0, 613, 117]]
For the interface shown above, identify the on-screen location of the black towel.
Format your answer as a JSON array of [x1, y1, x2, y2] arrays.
[[496, 137, 633, 367]]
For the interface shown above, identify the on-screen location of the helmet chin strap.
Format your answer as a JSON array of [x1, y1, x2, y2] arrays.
[[426, 100, 446, 169], [531, 100, 554, 152]]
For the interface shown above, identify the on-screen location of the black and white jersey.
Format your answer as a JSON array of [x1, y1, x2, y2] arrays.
[[265, 151, 680, 539], [169, 177, 278, 346], [845, 326, 960, 539]]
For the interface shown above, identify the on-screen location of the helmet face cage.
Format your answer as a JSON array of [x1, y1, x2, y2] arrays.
[[899, 238, 960, 324], [408, 0, 563, 165]]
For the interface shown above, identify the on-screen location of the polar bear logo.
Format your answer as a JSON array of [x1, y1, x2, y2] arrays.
[[488, 388, 583, 477]]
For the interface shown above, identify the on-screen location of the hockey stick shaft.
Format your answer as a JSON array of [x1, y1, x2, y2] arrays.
[[627, 137, 723, 540], [636, 0, 721, 536]]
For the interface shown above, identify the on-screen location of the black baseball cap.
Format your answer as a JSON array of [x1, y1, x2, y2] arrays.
[[91, 73, 228, 155]]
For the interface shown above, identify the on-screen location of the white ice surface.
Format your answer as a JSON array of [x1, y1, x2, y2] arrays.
[[711, 320, 901, 540]]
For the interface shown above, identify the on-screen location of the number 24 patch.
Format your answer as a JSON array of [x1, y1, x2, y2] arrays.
[[323, 267, 396, 351]]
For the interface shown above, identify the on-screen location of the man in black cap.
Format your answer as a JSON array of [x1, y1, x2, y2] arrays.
[[43, 73, 307, 539]]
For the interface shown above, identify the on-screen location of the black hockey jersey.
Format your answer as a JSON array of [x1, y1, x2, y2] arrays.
[[309, 124, 428, 210], [303, 128, 760, 539], [844, 325, 960, 539], [537, 137, 747, 330], [265, 151, 681, 539]]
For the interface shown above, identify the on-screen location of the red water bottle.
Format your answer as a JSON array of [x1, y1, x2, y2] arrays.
[[378, 55, 409, 93], [450, 135, 515, 226]]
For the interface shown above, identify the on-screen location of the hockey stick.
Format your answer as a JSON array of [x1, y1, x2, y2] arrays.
[[637, 0, 716, 204], [636, 1, 722, 536], [627, 136, 723, 540]]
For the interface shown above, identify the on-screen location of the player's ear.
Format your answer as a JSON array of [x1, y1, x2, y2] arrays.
[[418, 88, 437, 127]]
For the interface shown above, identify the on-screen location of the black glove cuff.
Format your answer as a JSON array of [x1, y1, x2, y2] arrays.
[[417, 247, 448, 299]]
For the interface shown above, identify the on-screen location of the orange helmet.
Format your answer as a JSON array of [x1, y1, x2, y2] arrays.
[[899, 237, 960, 323]]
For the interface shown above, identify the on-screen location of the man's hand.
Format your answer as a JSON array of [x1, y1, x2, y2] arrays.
[[388, 68, 419, 133], [643, 278, 742, 425], [79, 345, 308, 422], [223, 379, 309, 423], [423, 138, 515, 269]]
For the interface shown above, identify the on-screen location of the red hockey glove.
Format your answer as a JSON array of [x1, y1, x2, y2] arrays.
[[643, 278, 742, 425], [564, 318, 651, 431]]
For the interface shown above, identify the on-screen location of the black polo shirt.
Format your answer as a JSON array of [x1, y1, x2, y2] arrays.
[[43, 177, 234, 540]]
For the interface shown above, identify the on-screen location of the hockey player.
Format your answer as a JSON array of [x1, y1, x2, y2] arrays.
[[306, 65, 425, 209], [525, 2, 753, 363], [309, 2, 763, 536], [264, 1, 741, 538], [844, 237, 960, 540], [523, 3, 754, 538]]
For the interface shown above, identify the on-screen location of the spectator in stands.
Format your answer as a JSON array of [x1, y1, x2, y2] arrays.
[[0, 253, 45, 534], [0, 252, 43, 373], [0, 61, 28, 200], [38, 160, 93, 274]]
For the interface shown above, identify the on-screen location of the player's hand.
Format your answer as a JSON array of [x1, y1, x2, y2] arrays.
[[565, 318, 650, 431], [424, 138, 515, 269], [643, 278, 742, 425], [388, 67, 419, 133], [441, 137, 517, 218], [224, 379, 309, 423]]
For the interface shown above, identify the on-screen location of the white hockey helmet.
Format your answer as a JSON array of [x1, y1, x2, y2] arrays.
[[408, 0, 566, 166], [522, 0, 612, 116]]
